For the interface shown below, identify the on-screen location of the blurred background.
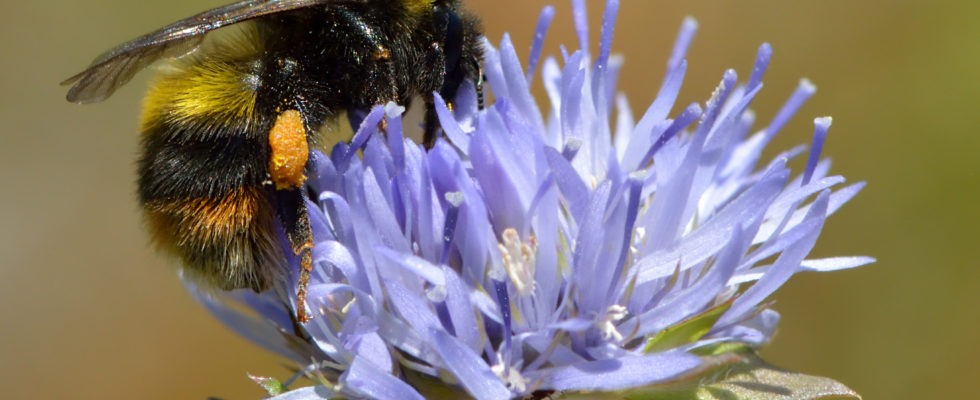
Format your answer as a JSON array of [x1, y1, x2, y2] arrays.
[[1, 0, 976, 398]]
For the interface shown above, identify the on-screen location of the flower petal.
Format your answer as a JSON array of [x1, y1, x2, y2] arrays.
[[340, 356, 425, 400], [528, 351, 701, 391], [430, 328, 512, 400]]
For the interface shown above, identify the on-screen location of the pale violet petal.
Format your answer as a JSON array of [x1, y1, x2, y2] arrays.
[[634, 165, 788, 284], [717, 190, 830, 328], [747, 43, 773, 90], [376, 248, 445, 286], [434, 92, 471, 151], [633, 226, 743, 337], [430, 329, 512, 400], [384, 279, 443, 336], [442, 265, 482, 351], [526, 6, 556, 84], [340, 356, 425, 400], [529, 352, 701, 391], [801, 256, 877, 272]]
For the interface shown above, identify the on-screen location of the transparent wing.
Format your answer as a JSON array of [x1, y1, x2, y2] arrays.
[[62, 0, 351, 103]]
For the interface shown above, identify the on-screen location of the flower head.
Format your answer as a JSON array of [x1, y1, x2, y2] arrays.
[[187, 1, 872, 398]]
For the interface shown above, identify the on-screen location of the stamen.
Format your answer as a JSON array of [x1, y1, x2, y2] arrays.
[[597, 304, 628, 341], [490, 353, 528, 392], [498, 228, 537, 296]]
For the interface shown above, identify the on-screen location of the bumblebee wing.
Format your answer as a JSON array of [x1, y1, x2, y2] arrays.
[[62, 0, 350, 103]]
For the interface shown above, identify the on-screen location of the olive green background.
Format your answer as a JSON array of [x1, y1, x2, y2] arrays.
[[1, 1, 976, 399]]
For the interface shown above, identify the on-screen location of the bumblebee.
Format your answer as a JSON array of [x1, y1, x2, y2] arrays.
[[63, 0, 484, 322]]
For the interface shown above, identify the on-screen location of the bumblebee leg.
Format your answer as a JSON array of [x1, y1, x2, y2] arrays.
[[276, 187, 314, 323], [423, 97, 440, 148], [473, 57, 485, 110], [268, 109, 314, 322]]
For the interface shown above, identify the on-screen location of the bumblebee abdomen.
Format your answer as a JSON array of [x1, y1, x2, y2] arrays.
[[138, 111, 283, 292], [143, 185, 283, 291], [137, 36, 283, 292]]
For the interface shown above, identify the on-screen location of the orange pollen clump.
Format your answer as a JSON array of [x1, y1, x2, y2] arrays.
[[268, 109, 309, 190]]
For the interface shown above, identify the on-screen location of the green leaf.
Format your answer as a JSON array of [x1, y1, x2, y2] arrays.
[[643, 300, 733, 353], [690, 341, 754, 356], [557, 352, 860, 400], [248, 373, 286, 396]]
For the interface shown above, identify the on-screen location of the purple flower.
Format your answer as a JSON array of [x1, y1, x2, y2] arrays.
[[186, 1, 872, 398]]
